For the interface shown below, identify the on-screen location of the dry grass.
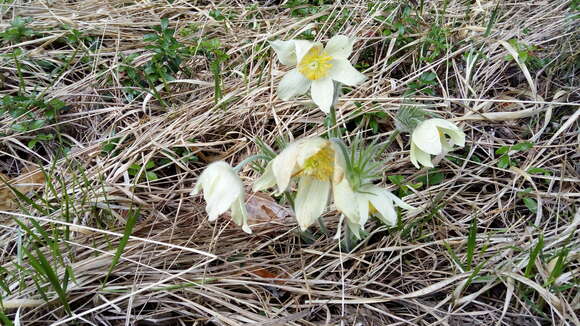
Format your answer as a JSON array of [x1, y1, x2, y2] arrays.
[[1, 0, 579, 325]]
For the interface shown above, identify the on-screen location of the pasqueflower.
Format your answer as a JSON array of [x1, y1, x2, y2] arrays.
[[192, 161, 252, 234], [334, 179, 414, 238], [270, 35, 366, 113], [410, 118, 465, 168], [253, 137, 346, 230]]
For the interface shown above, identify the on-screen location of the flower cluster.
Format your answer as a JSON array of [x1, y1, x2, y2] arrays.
[[191, 35, 467, 240]]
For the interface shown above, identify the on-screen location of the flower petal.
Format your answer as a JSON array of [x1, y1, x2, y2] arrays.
[[347, 218, 363, 240], [324, 35, 354, 59], [410, 142, 434, 168], [231, 197, 252, 234], [269, 40, 297, 66], [440, 127, 466, 147], [271, 146, 298, 192], [252, 162, 277, 193], [295, 137, 328, 167], [277, 69, 311, 100], [330, 141, 347, 184], [357, 193, 370, 227], [412, 119, 443, 155], [328, 58, 366, 86], [191, 178, 203, 196], [294, 176, 330, 231], [384, 190, 415, 211], [197, 161, 243, 221], [367, 188, 397, 226], [294, 40, 317, 63], [311, 77, 334, 113], [333, 179, 358, 223], [428, 118, 466, 148]]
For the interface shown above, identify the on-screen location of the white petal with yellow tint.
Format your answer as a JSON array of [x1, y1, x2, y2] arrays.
[[231, 197, 252, 234], [269, 40, 297, 66], [277, 69, 311, 100], [328, 58, 366, 86], [329, 141, 347, 184], [295, 137, 328, 167], [333, 179, 358, 223], [271, 141, 301, 192], [410, 142, 434, 168], [412, 119, 443, 155], [428, 118, 465, 147], [294, 176, 330, 230], [356, 193, 370, 227], [193, 161, 243, 221], [311, 77, 334, 113], [294, 40, 317, 63], [324, 35, 354, 59], [366, 187, 397, 226], [384, 191, 415, 211]]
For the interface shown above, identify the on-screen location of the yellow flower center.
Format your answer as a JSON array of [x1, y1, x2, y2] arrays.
[[300, 146, 334, 180], [298, 46, 333, 80], [369, 202, 378, 215]]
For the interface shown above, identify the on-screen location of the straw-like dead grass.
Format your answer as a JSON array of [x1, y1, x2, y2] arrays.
[[1, 0, 578, 325]]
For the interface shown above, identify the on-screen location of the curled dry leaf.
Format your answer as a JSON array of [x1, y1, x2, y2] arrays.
[[244, 192, 293, 225]]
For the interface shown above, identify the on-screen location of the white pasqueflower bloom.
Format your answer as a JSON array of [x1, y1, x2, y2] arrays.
[[410, 118, 466, 169], [191, 161, 252, 234], [270, 35, 366, 113], [253, 137, 346, 231], [333, 179, 414, 239]]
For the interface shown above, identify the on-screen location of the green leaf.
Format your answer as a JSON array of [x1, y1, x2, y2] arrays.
[[465, 218, 477, 271], [495, 145, 510, 155], [546, 248, 570, 288], [498, 155, 511, 169], [30, 119, 46, 130], [48, 98, 66, 111], [525, 234, 543, 279], [103, 208, 140, 285], [421, 72, 437, 82], [145, 171, 158, 181], [144, 160, 155, 169], [128, 164, 141, 176], [143, 33, 158, 42], [523, 197, 538, 213], [388, 175, 405, 185], [527, 167, 551, 175], [160, 17, 169, 31], [416, 170, 444, 187], [512, 141, 533, 151]]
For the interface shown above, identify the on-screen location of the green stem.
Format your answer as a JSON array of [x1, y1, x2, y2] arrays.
[[327, 104, 338, 139], [233, 154, 270, 172], [326, 82, 343, 139], [318, 216, 328, 236]]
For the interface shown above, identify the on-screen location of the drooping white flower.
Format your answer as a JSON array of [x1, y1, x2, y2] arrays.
[[191, 161, 252, 234], [334, 179, 414, 239], [270, 35, 366, 113], [253, 137, 346, 231], [410, 118, 466, 169]]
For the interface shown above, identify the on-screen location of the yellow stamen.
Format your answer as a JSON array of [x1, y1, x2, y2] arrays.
[[369, 202, 378, 215], [300, 146, 334, 180], [298, 46, 333, 80]]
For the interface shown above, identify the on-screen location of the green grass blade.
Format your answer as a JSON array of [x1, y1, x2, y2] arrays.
[[525, 234, 543, 279], [465, 218, 477, 271], [0, 310, 14, 326], [103, 208, 140, 285]]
